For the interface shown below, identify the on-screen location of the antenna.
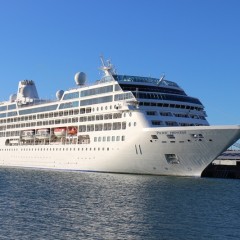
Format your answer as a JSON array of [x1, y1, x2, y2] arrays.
[[157, 73, 165, 85], [160, 73, 165, 81], [100, 54, 106, 67]]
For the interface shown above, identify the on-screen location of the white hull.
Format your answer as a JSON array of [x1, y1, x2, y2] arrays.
[[1, 125, 240, 177]]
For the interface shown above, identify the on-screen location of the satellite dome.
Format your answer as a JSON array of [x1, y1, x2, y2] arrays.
[[74, 72, 86, 86], [56, 90, 64, 100], [9, 93, 17, 102]]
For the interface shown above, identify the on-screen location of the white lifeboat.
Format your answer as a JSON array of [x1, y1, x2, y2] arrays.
[[54, 127, 67, 138], [35, 128, 50, 139], [21, 129, 35, 140]]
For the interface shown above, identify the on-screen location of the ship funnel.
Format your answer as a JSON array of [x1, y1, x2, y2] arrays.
[[16, 80, 39, 104]]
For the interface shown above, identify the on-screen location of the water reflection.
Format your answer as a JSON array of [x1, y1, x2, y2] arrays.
[[0, 169, 240, 239]]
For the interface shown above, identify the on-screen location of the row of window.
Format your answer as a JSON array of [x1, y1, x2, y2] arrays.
[[0, 121, 129, 137], [0, 113, 124, 131], [62, 84, 122, 100], [119, 83, 185, 95], [94, 135, 125, 142], [151, 121, 178, 126], [0, 104, 16, 112], [19, 104, 58, 115], [1, 147, 111, 152], [147, 111, 206, 120], [81, 85, 114, 97], [2, 135, 126, 150], [0, 107, 122, 124], [133, 92, 202, 105], [139, 102, 204, 111], [79, 122, 127, 132], [151, 120, 206, 126]]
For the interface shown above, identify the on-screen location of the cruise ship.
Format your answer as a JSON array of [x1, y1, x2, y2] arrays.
[[0, 58, 240, 177]]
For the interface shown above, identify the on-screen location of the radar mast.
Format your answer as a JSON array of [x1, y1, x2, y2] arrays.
[[100, 55, 116, 76]]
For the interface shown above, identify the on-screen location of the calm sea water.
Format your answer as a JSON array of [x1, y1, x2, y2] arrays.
[[0, 168, 240, 240]]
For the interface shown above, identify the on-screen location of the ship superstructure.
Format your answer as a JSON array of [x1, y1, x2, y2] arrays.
[[0, 59, 240, 176]]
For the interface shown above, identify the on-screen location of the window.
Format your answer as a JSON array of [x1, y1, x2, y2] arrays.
[[19, 104, 58, 115], [80, 108, 86, 114], [79, 125, 86, 132], [80, 96, 113, 106], [166, 121, 178, 126], [160, 112, 172, 116], [146, 111, 157, 116], [59, 101, 79, 109], [87, 124, 94, 132], [81, 85, 113, 97], [151, 135, 158, 139], [104, 123, 112, 131], [63, 92, 79, 100], [96, 115, 103, 121], [86, 108, 91, 113], [95, 124, 103, 131], [152, 121, 163, 126], [80, 117, 87, 122]]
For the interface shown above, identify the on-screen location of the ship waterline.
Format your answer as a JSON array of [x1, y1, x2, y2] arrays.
[[0, 58, 239, 176]]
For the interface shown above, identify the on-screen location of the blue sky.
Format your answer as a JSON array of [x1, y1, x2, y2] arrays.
[[0, 0, 239, 125]]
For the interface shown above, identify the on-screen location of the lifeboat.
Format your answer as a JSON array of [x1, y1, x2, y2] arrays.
[[67, 126, 77, 136], [21, 129, 35, 140], [54, 127, 67, 138], [35, 128, 50, 139]]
